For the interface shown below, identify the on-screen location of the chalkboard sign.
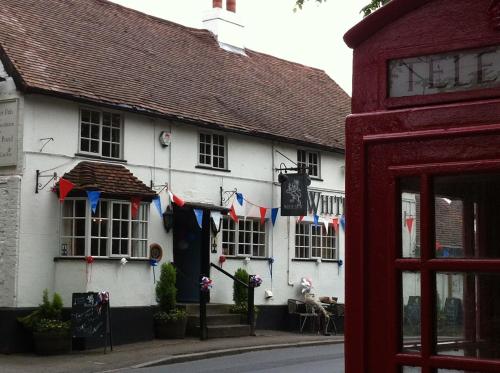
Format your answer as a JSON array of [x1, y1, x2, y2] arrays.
[[71, 292, 106, 338], [280, 173, 310, 216]]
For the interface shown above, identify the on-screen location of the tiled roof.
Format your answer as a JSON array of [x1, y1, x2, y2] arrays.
[[0, 0, 350, 151], [58, 161, 156, 200]]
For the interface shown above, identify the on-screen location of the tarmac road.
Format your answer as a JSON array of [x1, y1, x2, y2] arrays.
[[136, 344, 345, 373]]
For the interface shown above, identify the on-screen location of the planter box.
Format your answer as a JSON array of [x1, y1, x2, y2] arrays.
[[33, 332, 71, 355], [154, 318, 187, 339]]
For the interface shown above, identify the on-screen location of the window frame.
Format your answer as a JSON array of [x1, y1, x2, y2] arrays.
[[79, 107, 124, 160], [297, 149, 321, 179], [294, 221, 338, 260], [60, 198, 149, 258], [198, 132, 228, 170], [221, 216, 267, 258]]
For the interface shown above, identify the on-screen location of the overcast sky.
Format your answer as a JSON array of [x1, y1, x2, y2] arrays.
[[110, 0, 367, 95]]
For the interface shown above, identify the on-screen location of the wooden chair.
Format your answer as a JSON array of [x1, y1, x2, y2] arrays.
[[288, 299, 319, 333]]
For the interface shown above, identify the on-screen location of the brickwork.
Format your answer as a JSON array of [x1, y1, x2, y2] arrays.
[[0, 175, 21, 307]]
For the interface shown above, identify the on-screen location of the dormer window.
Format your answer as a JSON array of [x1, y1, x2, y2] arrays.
[[79, 108, 122, 159]]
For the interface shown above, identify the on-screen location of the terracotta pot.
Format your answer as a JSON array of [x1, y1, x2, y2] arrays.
[[154, 318, 187, 339], [33, 331, 71, 355]]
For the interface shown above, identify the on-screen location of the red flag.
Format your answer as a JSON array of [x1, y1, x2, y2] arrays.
[[297, 215, 305, 223], [169, 191, 185, 207], [131, 197, 141, 218], [436, 241, 443, 251], [59, 178, 75, 202], [406, 217, 414, 233], [229, 204, 239, 222], [259, 207, 267, 225], [331, 217, 339, 233]]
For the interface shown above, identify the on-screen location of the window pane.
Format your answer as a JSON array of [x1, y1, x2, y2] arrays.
[[62, 201, 73, 217], [90, 140, 99, 153], [436, 272, 500, 361], [80, 139, 89, 152], [402, 272, 421, 354], [75, 200, 86, 217], [75, 219, 85, 236], [111, 144, 120, 158], [81, 109, 90, 122], [81, 123, 90, 138], [102, 126, 110, 141], [401, 177, 420, 258], [91, 125, 100, 139], [401, 367, 421, 373], [74, 238, 85, 256], [433, 173, 500, 259]]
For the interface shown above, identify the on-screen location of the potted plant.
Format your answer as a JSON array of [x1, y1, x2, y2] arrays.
[[153, 262, 187, 339], [18, 289, 71, 355], [229, 268, 259, 324]]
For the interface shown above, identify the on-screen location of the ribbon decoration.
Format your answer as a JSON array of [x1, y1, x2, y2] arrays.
[[200, 276, 213, 292], [406, 217, 415, 233], [229, 204, 239, 222], [149, 259, 158, 283], [59, 178, 75, 202], [249, 275, 263, 288], [268, 257, 274, 280], [236, 192, 244, 206], [87, 191, 101, 214], [259, 207, 267, 226], [131, 197, 141, 219], [85, 256, 94, 284], [193, 208, 203, 229], [219, 255, 226, 267], [271, 208, 279, 226], [120, 257, 128, 266], [97, 291, 109, 315], [153, 196, 163, 217]]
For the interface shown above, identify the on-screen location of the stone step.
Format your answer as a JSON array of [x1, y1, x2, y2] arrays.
[[195, 324, 251, 339], [181, 303, 232, 315], [187, 313, 242, 327]]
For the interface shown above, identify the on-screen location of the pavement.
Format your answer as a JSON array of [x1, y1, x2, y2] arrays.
[[0, 331, 344, 373]]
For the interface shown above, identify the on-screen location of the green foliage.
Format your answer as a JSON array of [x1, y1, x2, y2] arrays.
[[156, 262, 177, 313], [18, 289, 65, 331], [360, 0, 391, 17], [233, 268, 249, 305], [294, 0, 326, 12], [33, 319, 70, 335], [153, 309, 187, 323], [229, 303, 259, 315]]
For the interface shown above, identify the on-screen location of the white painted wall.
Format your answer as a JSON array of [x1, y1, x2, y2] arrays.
[[4, 71, 345, 309]]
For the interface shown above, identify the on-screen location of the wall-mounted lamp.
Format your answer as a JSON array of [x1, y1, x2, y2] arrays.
[[162, 205, 174, 232]]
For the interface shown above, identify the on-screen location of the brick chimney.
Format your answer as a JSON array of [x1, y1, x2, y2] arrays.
[[203, 0, 245, 54]]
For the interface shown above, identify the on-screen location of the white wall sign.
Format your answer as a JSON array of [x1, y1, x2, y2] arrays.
[[0, 100, 17, 167], [389, 45, 500, 97]]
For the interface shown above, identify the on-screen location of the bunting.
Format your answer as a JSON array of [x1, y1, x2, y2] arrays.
[[259, 207, 267, 225], [193, 208, 203, 229], [405, 217, 415, 233], [86, 191, 101, 214], [58, 178, 75, 202], [153, 196, 163, 217], [211, 211, 222, 232], [236, 192, 244, 206], [229, 204, 239, 222], [271, 208, 279, 226], [168, 191, 185, 207], [331, 217, 339, 233], [131, 197, 141, 218]]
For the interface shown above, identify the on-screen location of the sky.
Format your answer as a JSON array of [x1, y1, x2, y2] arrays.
[[110, 0, 368, 95]]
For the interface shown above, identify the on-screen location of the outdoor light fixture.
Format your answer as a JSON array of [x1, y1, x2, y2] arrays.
[[162, 205, 174, 232]]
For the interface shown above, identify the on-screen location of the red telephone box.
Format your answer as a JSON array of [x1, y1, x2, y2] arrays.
[[344, 1, 500, 372]]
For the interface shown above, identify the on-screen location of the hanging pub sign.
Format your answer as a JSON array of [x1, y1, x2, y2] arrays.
[[280, 173, 310, 216]]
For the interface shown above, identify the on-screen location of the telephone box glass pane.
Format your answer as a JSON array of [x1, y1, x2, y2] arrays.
[[402, 271, 421, 353], [401, 177, 420, 258], [436, 272, 500, 360], [401, 367, 421, 372], [434, 173, 500, 258], [437, 370, 481, 373]]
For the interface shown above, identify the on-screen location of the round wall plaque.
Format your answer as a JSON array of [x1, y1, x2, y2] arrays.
[[149, 243, 163, 261], [159, 131, 171, 147]]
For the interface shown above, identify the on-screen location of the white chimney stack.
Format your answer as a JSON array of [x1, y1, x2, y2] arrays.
[[203, 0, 245, 55]]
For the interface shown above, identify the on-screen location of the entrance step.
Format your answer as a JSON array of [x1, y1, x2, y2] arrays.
[[181, 303, 232, 315], [187, 313, 242, 327], [194, 324, 251, 339]]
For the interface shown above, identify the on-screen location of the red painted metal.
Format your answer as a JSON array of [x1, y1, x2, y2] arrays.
[[345, 0, 500, 372]]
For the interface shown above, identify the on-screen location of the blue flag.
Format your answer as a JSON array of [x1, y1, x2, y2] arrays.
[[236, 193, 244, 206], [194, 208, 203, 229], [271, 208, 279, 226], [153, 196, 162, 216], [340, 214, 346, 231], [87, 191, 101, 214], [313, 214, 319, 226]]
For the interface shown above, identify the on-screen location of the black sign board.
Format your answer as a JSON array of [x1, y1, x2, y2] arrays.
[[280, 173, 310, 216], [71, 292, 113, 353]]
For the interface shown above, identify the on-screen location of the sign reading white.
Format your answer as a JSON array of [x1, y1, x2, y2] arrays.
[[0, 100, 18, 167], [389, 46, 500, 97]]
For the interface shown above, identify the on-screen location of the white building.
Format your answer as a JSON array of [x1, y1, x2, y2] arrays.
[[0, 0, 350, 351]]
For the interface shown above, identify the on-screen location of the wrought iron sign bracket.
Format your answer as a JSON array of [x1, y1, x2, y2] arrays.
[[150, 182, 169, 194], [220, 187, 237, 206], [35, 169, 58, 194]]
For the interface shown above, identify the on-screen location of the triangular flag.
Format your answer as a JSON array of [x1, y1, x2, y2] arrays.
[[153, 196, 163, 217], [313, 214, 319, 226], [59, 178, 75, 202], [245, 203, 256, 218], [271, 208, 279, 226], [436, 241, 443, 251], [323, 218, 329, 233], [193, 208, 203, 229], [169, 191, 185, 207], [406, 217, 414, 233], [211, 211, 222, 231], [340, 215, 346, 231], [236, 193, 244, 206], [131, 197, 141, 218], [229, 204, 239, 222], [86, 191, 101, 214], [297, 215, 305, 223], [331, 217, 339, 233], [259, 207, 267, 225]]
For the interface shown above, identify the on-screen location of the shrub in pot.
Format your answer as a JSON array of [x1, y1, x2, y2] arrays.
[[18, 289, 71, 355], [230, 268, 259, 324], [153, 262, 187, 339]]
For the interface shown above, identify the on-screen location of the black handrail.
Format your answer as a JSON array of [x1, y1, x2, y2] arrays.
[[199, 262, 256, 340]]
